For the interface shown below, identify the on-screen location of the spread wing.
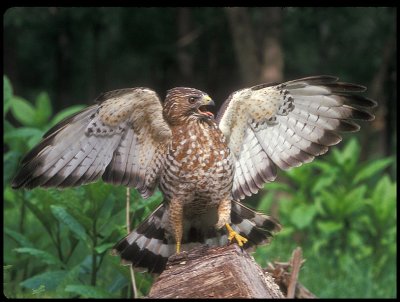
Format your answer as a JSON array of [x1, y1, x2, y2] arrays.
[[12, 88, 172, 198], [216, 76, 376, 200]]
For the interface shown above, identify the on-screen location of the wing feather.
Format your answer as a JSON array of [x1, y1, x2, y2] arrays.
[[12, 88, 172, 198], [217, 76, 375, 199]]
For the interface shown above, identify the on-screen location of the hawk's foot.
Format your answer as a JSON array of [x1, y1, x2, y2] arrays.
[[176, 241, 181, 254], [225, 223, 248, 247]]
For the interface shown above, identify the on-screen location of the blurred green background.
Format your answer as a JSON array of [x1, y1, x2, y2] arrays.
[[3, 7, 396, 298]]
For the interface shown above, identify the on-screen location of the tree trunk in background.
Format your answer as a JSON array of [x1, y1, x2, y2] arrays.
[[89, 23, 100, 100], [369, 28, 396, 158], [176, 8, 195, 84], [225, 7, 283, 85], [56, 29, 70, 108], [224, 8, 260, 85], [259, 8, 283, 83]]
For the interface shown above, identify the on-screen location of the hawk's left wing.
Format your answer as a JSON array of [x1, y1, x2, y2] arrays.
[[216, 76, 376, 200], [12, 88, 172, 198]]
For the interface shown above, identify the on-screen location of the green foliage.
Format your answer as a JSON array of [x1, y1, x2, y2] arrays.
[[4, 182, 159, 298], [3, 76, 158, 298], [65, 284, 114, 298], [255, 138, 396, 298], [4, 75, 13, 116]]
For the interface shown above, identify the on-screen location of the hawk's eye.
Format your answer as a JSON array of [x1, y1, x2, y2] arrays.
[[188, 96, 198, 104]]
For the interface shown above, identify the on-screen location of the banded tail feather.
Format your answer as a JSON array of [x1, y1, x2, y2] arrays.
[[112, 201, 281, 273]]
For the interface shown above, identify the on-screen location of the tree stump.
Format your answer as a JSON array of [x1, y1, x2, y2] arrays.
[[148, 244, 283, 298]]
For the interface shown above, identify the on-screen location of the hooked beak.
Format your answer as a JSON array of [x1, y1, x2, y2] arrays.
[[198, 94, 215, 118], [201, 94, 215, 106]]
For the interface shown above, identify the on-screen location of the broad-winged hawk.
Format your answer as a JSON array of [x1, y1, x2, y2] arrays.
[[12, 76, 376, 273]]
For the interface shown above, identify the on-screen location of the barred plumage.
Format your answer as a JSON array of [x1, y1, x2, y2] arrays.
[[12, 76, 375, 273]]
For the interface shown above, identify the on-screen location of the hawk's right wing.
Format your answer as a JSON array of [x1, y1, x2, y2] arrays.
[[12, 88, 172, 198], [216, 76, 376, 200]]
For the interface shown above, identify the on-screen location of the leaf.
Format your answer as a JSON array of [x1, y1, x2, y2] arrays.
[[49, 105, 86, 127], [371, 175, 393, 204], [333, 138, 360, 171], [35, 91, 52, 125], [4, 75, 13, 116], [32, 284, 46, 296], [20, 270, 67, 291], [285, 164, 312, 184], [97, 193, 116, 222], [56, 263, 83, 293], [313, 160, 335, 173], [94, 243, 115, 254], [353, 158, 393, 185], [48, 187, 92, 231], [342, 138, 361, 172], [290, 204, 317, 229], [10, 96, 37, 126], [342, 185, 367, 215], [86, 182, 113, 204], [4, 127, 42, 154], [3, 121, 25, 152], [312, 172, 336, 194], [371, 176, 396, 223], [4, 227, 34, 248], [25, 199, 55, 239], [108, 273, 130, 294], [348, 230, 364, 248], [28, 135, 42, 148], [3, 151, 22, 186], [357, 215, 376, 236], [320, 189, 344, 215], [4, 127, 43, 144], [50, 205, 89, 243], [263, 182, 291, 192], [65, 285, 112, 298], [14, 247, 64, 267], [311, 238, 329, 254], [257, 192, 276, 213], [317, 220, 343, 234]]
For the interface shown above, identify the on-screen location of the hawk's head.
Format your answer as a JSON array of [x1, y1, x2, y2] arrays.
[[163, 87, 215, 125]]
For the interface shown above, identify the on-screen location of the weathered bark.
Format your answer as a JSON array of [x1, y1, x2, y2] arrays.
[[148, 244, 283, 298]]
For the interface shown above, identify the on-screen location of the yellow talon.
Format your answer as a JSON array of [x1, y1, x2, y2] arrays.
[[176, 241, 181, 254], [225, 223, 248, 247]]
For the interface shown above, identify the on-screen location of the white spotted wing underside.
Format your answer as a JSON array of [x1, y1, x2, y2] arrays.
[[216, 76, 376, 200], [12, 88, 172, 198]]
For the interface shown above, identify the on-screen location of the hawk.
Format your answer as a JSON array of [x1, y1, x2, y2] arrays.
[[12, 76, 376, 273]]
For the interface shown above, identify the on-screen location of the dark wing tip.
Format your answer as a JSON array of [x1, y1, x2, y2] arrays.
[[350, 107, 376, 121], [11, 178, 23, 189], [337, 120, 361, 132], [340, 94, 378, 108], [285, 75, 339, 86], [323, 82, 367, 93], [11, 160, 40, 189]]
